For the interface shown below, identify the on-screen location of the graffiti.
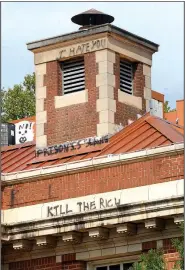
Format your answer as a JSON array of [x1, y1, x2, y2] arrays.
[[47, 197, 121, 218], [36, 135, 109, 157], [15, 121, 35, 144], [58, 38, 106, 59]]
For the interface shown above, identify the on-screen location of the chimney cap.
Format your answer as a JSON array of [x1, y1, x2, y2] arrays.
[[71, 8, 114, 27]]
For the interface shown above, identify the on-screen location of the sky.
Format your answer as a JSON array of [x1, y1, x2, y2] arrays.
[[2, 2, 184, 109]]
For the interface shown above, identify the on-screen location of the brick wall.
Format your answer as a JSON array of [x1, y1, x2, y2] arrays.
[[142, 240, 157, 251], [163, 238, 177, 254], [44, 52, 98, 146], [43, 51, 148, 146], [2, 153, 183, 209], [114, 54, 146, 127], [164, 253, 180, 270], [163, 238, 181, 269], [8, 255, 86, 270], [9, 256, 61, 270], [6, 250, 179, 270]]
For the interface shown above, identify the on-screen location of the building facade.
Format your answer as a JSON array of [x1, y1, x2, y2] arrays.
[[1, 9, 184, 270], [165, 100, 184, 128]]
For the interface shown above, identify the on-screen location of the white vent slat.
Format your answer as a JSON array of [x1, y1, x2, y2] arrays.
[[63, 61, 84, 69], [120, 60, 133, 95], [62, 58, 85, 95], [64, 73, 84, 81], [120, 68, 132, 75], [120, 73, 132, 80], [63, 65, 84, 73], [64, 82, 85, 89], [120, 64, 132, 71], [120, 82, 132, 89], [64, 67, 85, 76], [63, 69, 85, 78], [64, 77, 84, 86], [64, 85, 85, 93]]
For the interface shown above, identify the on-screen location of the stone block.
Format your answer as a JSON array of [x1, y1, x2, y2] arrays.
[[96, 98, 116, 112], [99, 85, 114, 99], [99, 110, 115, 124], [36, 86, 46, 99], [143, 64, 151, 77], [96, 50, 115, 63], [98, 61, 114, 74], [36, 111, 47, 124], [96, 73, 115, 87]]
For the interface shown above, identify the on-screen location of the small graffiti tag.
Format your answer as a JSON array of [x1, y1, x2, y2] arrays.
[[36, 135, 109, 157]]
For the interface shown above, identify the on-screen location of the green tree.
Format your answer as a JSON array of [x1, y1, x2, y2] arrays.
[[132, 249, 166, 270], [171, 223, 184, 270], [1, 73, 35, 122], [164, 101, 176, 113]]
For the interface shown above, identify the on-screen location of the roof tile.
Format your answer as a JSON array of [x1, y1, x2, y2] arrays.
[[1, 114, 183, 173]]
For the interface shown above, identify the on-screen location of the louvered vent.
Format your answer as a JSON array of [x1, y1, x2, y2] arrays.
[[62, 58, 85, 95], [120, 60, 133, 95]]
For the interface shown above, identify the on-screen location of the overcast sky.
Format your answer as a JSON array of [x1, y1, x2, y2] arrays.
[[2, 2, 184, 108]]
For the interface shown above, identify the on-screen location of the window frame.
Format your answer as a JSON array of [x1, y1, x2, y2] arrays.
[[94, 261, 136, 270]]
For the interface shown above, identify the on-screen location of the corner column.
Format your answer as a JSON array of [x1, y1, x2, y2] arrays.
[[143, 64, 152, 112], [35, 63, 47, 148], [96, 49, 117, 137]]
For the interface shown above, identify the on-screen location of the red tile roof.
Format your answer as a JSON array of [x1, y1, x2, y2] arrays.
[[1, 113, 184, 174]]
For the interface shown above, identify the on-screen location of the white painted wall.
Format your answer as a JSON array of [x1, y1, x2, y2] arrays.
[[150, 99, 163, 118]]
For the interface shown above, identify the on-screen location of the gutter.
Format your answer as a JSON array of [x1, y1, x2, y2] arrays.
[[1, 143, 184, 184]]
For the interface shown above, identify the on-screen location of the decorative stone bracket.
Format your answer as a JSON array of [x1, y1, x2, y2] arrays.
[[36, 236, 56, 247], [174, 214, 184, 225], [89, 227, 109, 240], [145, 218, 165, 230], [116, 223, 137, 235], [62, 232, 82, 244], [13, 240, 32, 251]]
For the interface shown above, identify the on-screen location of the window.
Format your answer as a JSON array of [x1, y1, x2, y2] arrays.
[[120, 60, 133, 95], [62, 58, 85, 95], [96, 262, 134, 270]]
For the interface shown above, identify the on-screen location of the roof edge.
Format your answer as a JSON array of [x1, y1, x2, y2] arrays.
[[2, 143, 183, 185], [27, 24, 159, 52]]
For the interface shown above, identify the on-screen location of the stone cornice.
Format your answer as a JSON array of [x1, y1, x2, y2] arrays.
[[1, 143, 184, 185], [2, 196, 183, 241], [27, 24, 159, 53]]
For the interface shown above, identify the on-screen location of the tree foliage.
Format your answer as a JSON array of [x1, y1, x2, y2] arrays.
[[1, 73, 35, 122], [132, 249, 166, 270], [132, 223, 184, 270], [171, 223, 184, 270], [164, 100, 176, 113]]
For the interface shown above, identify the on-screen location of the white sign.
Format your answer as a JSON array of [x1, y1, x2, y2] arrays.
[[15, 121, 35, 144]]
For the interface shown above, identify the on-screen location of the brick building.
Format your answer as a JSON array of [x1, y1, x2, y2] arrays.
[[165, 100, 184, 128], [1, 9, 184, 270]]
